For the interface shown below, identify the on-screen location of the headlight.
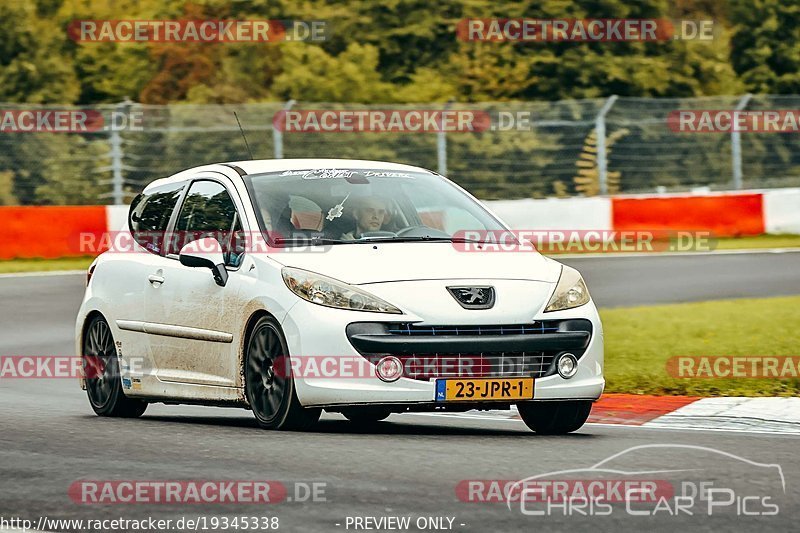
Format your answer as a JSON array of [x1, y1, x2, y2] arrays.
[[544, 265, 591, 312], [281, 267, 402, 314]]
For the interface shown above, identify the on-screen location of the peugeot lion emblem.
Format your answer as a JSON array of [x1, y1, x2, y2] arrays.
[[447, 286, 496, 310]]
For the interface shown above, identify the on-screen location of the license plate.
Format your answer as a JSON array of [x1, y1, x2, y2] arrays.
[[435, 378, 534, 402]]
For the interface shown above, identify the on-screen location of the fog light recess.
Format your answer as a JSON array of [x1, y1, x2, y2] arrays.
[[376, 356, 403, 382], [556, 353, 579, 379]]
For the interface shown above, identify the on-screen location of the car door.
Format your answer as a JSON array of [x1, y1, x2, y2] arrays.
[[143, 176, 248, 388], [109, 180, 186, 388]]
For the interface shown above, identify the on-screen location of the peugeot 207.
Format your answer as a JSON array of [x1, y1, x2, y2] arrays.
[[76, 159, 603, 433]]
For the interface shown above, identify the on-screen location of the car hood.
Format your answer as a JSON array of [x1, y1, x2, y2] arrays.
[[271, 242, 562, 285]]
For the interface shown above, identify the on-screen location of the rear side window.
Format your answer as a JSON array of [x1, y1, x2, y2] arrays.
[[170, 180, 244, 267], [128, 182, 184, 255]]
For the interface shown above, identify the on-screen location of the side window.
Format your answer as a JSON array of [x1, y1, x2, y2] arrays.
[[171, 180, 244, 267], [128, 182, 185, 255]]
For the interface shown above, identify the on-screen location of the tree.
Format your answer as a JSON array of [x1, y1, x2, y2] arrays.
[[0, 3, 80, 103], [729, 0, 800, 93], [272, 43, 396, 103]]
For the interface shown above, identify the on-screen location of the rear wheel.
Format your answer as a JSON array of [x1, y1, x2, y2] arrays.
[[517, 401, 592, 434], [245, 316, 321, 431], [341, 407, 392, 425], [82, 315, 147, 418]]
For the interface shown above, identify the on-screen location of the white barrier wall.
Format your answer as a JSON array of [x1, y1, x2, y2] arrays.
[[485, 197, 613, 231], [763, 188, 800, 234], [105, 204, 129, 232]]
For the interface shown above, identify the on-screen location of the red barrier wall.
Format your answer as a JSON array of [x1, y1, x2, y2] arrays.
[[612, 194, 765, 237], [0, 206, 107, 259]]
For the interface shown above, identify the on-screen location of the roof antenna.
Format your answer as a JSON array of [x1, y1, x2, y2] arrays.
[[233, 111, 254, 160]]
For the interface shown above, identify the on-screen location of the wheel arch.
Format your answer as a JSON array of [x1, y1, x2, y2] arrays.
[[80, 310, 107, 354], [239, 308, 282, 405]]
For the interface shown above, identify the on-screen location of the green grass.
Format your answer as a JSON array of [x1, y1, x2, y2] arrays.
[[602, 296, 800, 396], [714, 233, 800, 250], [0, 256, 95, 274]]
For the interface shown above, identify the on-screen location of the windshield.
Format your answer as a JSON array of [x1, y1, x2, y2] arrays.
[[245, 168, 506, 246]]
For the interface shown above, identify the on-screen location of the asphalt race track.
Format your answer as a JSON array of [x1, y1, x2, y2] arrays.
[[564, 250, 800, 307], [1, 251, 799, 532]]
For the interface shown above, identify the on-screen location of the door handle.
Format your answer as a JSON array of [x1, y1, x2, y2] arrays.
[[148, 274, 165, 285]]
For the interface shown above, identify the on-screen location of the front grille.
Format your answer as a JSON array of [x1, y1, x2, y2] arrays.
[[347, 319, 592, 382], [366, 352, 554, 380], [386, 322, 560, 337]]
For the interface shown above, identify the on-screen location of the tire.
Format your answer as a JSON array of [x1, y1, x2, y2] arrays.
[[341, 407, 392, 424], [82, 315, 147, 418], [517, 401, 592, 435], [244, 316, 321, 430]]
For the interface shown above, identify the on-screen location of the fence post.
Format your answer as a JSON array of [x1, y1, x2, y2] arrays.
[[437, 101, 453, 175], [109, 101, 128, 205], [274, 99, 295, 159], [731, 93, 752, 190], [595, 95, 618, 195]]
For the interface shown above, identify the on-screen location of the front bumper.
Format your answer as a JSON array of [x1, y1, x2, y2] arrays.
[[281, 297, 604, 409]]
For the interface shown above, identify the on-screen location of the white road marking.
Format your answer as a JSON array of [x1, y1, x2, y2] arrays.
[[405, 397, 800, 435], [643, 396, 800, 434], [0, 270, 84, 279]]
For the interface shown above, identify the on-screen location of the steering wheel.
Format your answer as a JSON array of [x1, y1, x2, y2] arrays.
[[395, 226, 451, 238]]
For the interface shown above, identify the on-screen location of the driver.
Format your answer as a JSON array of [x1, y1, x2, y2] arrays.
[[341, 196, 390, 240]]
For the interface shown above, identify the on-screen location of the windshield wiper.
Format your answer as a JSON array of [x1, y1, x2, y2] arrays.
[[272, 236, 352, 247], [358, 236, 485, 244]]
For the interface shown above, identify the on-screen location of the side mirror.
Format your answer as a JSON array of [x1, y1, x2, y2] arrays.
[[179, 238, 228, 287]]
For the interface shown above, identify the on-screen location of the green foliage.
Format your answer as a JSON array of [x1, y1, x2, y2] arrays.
[[273, 43, 396, 103], [0, 0, 786, 106], [729, 0, 800, 93], [0, 3, 80, 103], [0, 171, 17, 205]]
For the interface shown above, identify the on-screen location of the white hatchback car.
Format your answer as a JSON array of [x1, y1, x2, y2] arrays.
[[76, 159, 603, 433]]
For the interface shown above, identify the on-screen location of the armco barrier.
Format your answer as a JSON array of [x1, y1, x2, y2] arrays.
[[610, 192, 765, 236], [0, 188, 797, 260], [0, 206, 108, 260]]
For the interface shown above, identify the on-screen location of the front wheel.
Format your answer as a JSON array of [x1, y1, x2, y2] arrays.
[[82, 315, 147, 418], [517, 401, 592, 434], [245, 316, 321, 431]]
